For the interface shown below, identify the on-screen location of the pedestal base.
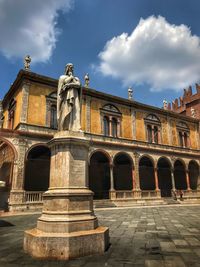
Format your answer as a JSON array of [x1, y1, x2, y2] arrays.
[[24, 226, 109, 260], [23, 131, 109, 260]]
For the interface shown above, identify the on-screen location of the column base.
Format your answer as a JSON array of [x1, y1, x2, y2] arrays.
[[24, 226, 109, 260]]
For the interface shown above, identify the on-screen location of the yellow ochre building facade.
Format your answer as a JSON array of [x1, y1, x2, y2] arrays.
[[0, 69, 199, 211]]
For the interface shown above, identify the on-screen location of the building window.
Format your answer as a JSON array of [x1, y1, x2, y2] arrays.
[[177, 121, 190, 148], [46, 91, 57, 129], [8, 99, 16, 129], [112, 118, 118, 137], [50, 105, 57, 129], [100, 104, 121, 138], [144, 114, 161, 144], [103, 116, 109, 136]]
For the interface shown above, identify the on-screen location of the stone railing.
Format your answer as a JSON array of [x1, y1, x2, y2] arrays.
[[141, 190, 160, 198], [110, 189, 160, 199], [182, 189, 200, 198], [24, 191, 44, 203]]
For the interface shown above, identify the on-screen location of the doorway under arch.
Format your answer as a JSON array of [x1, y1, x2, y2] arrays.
[[0, 140, 15, 210], [89, 151, 110, 199], [113, 153, 133, 190], [139, 156, 155, 190], [189, 161, 199, 190], [24, 145, 50, 191], [174, 160, 187, 190], [157, 158, 172, 197]]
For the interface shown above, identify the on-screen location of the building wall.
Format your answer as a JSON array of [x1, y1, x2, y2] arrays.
[[27, 84, 55, 127]]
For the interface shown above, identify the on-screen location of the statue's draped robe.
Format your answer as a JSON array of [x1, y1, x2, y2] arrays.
[[57, 75, 81, 131]]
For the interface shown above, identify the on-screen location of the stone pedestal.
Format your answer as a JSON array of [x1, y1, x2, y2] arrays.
[[24, 131, 109, 260]]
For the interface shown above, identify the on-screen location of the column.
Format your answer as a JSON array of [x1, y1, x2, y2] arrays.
[[154, 168, 159, 191], [9, 139, 27, 211], [109, 164, 116, 200], [151, 125, 154, 143], [132, 167, 136, 190], [133, 152, 141, 198], [186, 169, 191, 191], [110, 164, 115, 191], [170, 168, 176, 191], [182, 131, 185, 147]]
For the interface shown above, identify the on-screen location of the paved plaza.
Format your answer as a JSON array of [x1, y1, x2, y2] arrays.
[[1, 205, 200, 267]]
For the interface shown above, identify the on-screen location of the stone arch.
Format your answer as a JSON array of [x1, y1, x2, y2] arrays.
[[139, 155, 155, 190], [188, 160, 199, 190], [25, 143, 49, 161], [0, 137, 17, 161], [89, 150, 111, 199], [157, 157, 172, 197], [174, 160, 187, 190], [139, 154, 155, 168], [0, 138, 16, 210], [89, 149, 112, 165], [24, 145, 50, 191], [113, 152, 133, 190]]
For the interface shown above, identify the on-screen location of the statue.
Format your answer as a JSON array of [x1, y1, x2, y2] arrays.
[[84, 73, 90, 87], [57, 63, 82, 131], [128, 87, 133, 100], [0, 101, 4, 128], [163, 99, 168, 110], [191, 107, 196, 118], [24, 55, 31, 71]]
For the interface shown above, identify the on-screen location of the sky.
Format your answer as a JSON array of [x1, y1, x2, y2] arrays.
[[0, 0, 200, 108]]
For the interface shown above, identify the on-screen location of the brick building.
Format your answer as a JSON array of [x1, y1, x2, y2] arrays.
[[167, 84, 200, 119], [0, 69, 199, 211]]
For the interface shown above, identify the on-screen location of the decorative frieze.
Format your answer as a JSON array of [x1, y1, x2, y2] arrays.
[[20, 82, 30, 123], [85, 96, 91, 132]]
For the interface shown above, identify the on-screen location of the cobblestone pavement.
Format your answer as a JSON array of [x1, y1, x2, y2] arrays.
[[1, 205, 200, 267]]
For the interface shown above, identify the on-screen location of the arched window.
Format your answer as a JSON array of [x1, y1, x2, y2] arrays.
[[103, 116, 109, 136], [46, 91, 57, 129], [112, 118, 117, 137], [177, 121, 190, 148], [101, 104, 121, 138], [144, 114, 161, 144], [50, 105, 57, 129]]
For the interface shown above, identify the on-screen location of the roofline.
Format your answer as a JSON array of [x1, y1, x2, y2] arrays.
[[2, 70, 199, 123]]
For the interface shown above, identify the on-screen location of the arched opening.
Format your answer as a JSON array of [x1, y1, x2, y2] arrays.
[[0, 140, 15, 210], [174, 160, 187, 190], [113, 153, 133, 190], [157, 158, 172, 197], [189, 161, 199, 190], [89, 151, 110, 199], [139, 156, 155, 190], [24, 145, 50, 191]]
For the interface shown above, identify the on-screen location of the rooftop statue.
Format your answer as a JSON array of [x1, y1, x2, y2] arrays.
[[57, 63, 81, 131], [24, 55, 31, 71]]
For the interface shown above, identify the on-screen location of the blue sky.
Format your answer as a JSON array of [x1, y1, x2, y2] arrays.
[[1, 0, 200, 108]]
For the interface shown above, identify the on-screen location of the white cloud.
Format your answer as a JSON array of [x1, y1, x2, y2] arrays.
[[0, 0, 73, 63], [98, 16, 200, 91]]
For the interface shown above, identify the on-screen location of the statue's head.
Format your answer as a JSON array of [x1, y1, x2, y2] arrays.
[[65, 63, 74, 75]]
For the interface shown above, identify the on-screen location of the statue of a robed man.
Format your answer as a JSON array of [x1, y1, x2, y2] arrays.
[[57, 63, 81, 131]]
